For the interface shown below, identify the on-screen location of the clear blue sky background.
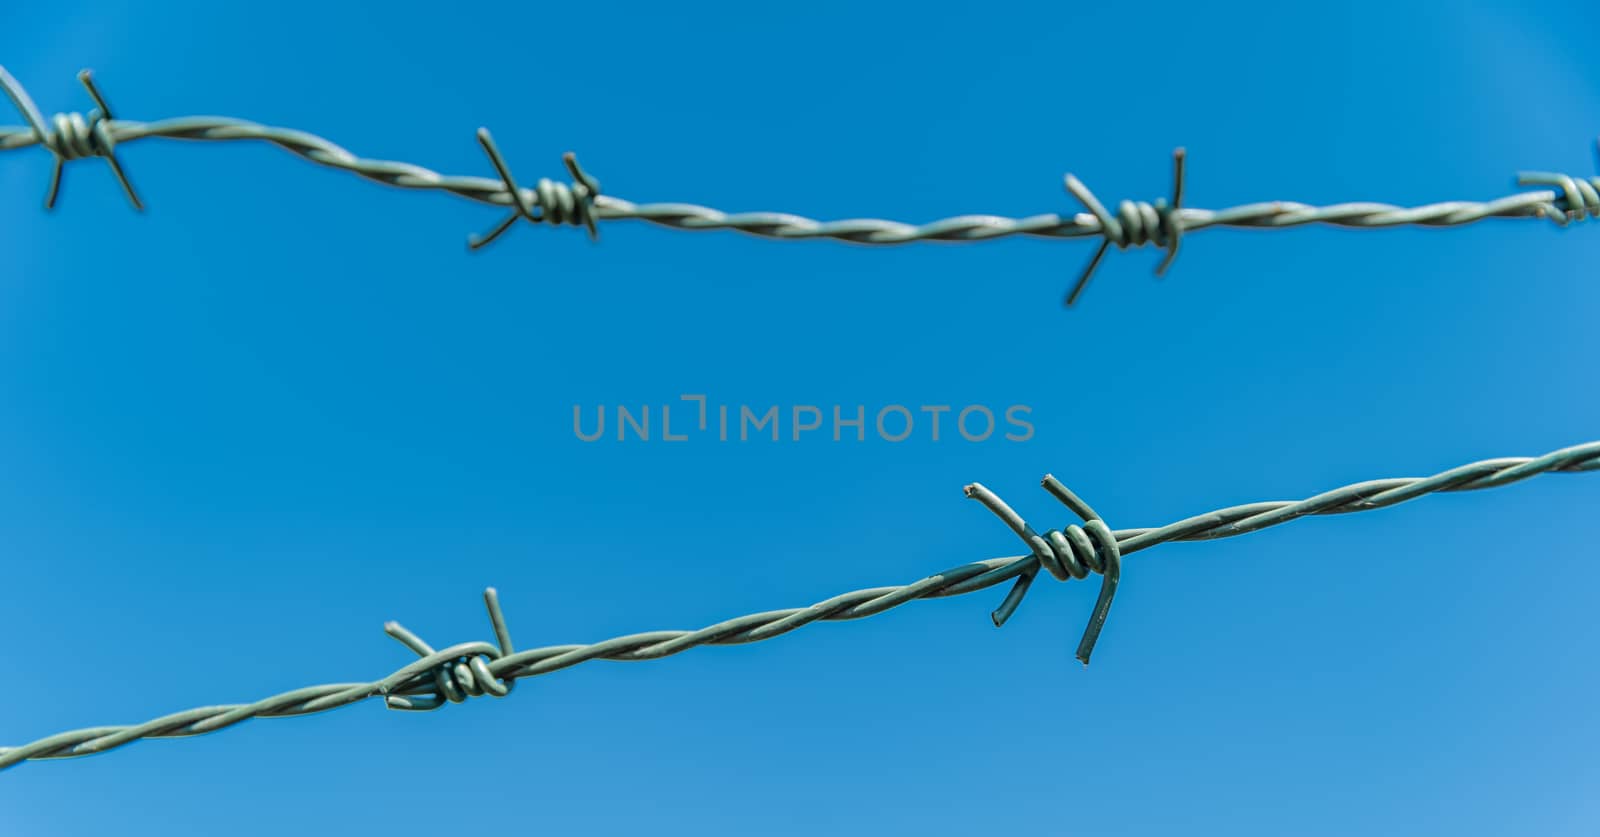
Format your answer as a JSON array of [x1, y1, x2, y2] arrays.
[[3, 1, 1598, 834]]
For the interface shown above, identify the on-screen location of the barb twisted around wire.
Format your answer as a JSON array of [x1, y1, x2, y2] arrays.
[[3, 67, 1597, 305], [381, 587, 517, 710], [468, 129, 602, 249], [1062, 148, 1187, 306], [965, 478, 1122, 664], [0, 66, 142, 210], [1, 440, 1595, 772]]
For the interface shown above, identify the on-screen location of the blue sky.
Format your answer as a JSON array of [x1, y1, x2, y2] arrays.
[[2, 1, 1598, 834]]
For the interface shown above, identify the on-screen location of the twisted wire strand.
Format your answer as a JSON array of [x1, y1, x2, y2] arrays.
[[3, 67, 1597, 304], [2, 440, 1595, 772]]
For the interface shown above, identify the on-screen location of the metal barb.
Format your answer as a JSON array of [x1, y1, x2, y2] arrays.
[[469, 128, 602, 249], [469, 127, 532, 249], [0, 66, 142, 211], [563, 151, 602, 240], [1155, 148, 1187, 275], [381, 587, 516, 711], [1515, 170, 1600, 226], [965, 477, 1123, 665], [1063, 148, 1188, 307], [1510, 137, 1600, 225], [75, 71, 143, 211]]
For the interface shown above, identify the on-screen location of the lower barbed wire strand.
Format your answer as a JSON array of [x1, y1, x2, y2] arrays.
[[1, 441, 1595, 771]]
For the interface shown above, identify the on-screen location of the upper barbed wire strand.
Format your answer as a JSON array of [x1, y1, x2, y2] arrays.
[[6, 113, 1592, 237], [2, 440, 1596, 772], [3, 67, 1598, 304]]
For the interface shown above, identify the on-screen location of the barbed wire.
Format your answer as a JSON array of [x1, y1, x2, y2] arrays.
[[2, 440, 1595, 772], [3, 66, 1597, 304]]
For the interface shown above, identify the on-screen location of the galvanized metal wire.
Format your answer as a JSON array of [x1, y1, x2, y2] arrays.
[[3, 440, 1595, 772], [3, 66, 1597, 304]]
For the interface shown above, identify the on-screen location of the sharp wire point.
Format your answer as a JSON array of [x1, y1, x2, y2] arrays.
[[1154, 147, 1188, 277], [562, 151, 602, 240], [44, 161, 63, 210], [1066, 240, 1110, 307]]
